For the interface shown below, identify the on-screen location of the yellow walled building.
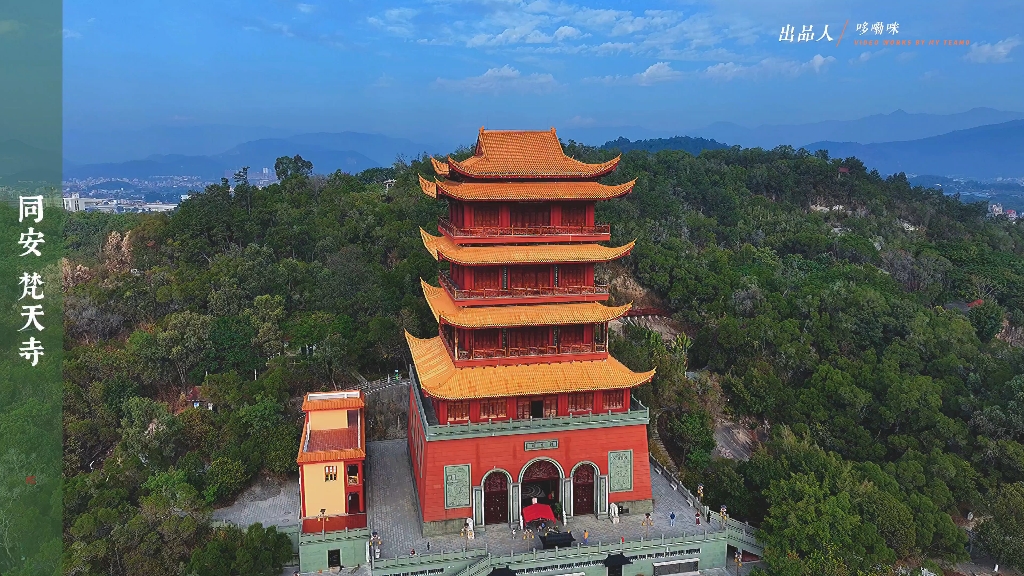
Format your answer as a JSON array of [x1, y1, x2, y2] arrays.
[[297, 390, 367, 532]]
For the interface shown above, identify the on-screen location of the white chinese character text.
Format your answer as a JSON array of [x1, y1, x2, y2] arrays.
[[18, 272, 45, 300], [19, 338, 45, 366], [856, 22, 869, 35], [887, 22, 899, 34], [18, 228, 45, 256], [816, 25, 833, 42], [779, 24, 795, 42], [797, 25, 814, 42], [19, 305, 45, 331], [872, 21, 885, 35], [19, 196, 44, 223]]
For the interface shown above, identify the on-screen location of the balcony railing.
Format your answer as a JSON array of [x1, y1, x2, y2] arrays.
[[439, 271, 609, 301], [408, 372, 651, 440], [439, 217, 610, 239], [453, 342, 607, 360]]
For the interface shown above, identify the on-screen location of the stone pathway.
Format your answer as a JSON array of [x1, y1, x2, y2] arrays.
[[365, 440, 725, 560], [212, 474, 299, 529]]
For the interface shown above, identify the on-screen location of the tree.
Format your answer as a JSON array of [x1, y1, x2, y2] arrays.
[[969, 300, 1005, 343], [202, 457, 248, 504], [976, 482, 1024, 569], [184, 524, 292, 576], [274, 155, 313, 181]]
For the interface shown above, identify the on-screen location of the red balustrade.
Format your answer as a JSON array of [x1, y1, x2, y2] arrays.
[[439, 217, 610, 239]]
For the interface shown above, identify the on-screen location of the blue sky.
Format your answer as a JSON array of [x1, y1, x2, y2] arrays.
[[63, 0, 1023, 142]]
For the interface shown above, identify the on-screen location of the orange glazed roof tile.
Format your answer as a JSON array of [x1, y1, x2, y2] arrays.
[[426, 178, 636, 201], [420, 228, 635, 265], [301, 391, 365, 411], [431, 157, 449, 177], [406, 331, 655, 400], [437, 128, 620, 179], [418, 175, 438, 198], [421, 279, 630, 328], [297, 447, 365, 464]]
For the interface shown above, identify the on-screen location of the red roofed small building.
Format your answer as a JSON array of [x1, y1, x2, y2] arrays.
[[409, 128, 656, 535], [297, 390, 367, 532]]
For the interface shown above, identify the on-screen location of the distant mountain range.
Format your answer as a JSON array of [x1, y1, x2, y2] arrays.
[[0, 139, 61, 185], [56, 108, 1024, 182], [689, 107, 1024, 150], [804, 120, 1024, 179], [63, 131, 441, 180]]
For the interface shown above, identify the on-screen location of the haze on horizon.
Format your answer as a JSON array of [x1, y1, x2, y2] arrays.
[[63, 0, 1022, 147]]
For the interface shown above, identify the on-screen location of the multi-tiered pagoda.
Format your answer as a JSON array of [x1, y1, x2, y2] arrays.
[[407, 128, 656, 534]]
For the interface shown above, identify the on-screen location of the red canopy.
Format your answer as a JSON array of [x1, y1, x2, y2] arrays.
[[522, 503, 556, 524]]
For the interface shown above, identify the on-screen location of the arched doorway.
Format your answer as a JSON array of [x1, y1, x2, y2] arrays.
[[483, 470, 510, 525], [572, 463, 596, 515], [520, 459, 561, 509]]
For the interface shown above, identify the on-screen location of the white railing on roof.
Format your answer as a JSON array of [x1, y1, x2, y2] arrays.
[[309, 390, 361, 400]]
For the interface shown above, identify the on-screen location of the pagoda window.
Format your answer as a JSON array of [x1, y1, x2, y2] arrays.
[[516, 397, 557, 419], [449, 201, 465, 227], [507, 327, 551, 354], [480, 398, 507, 419], [603, 390, 625, 410], [474, 204, 500, 227], [510, 204, 550, 228], [474, 267, 501, 290], [560, 325, 585, 348], [559, 264, 585, 287], [508, 265, 552, 289], [567, 392, 594, 412], [562, 203, 586, 227], [447, 400, 470, 422], [325, 465, 338, 482], [473, 329, 501, 355]]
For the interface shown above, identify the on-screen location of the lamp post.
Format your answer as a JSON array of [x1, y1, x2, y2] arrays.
[[320, 508, 327, 537]]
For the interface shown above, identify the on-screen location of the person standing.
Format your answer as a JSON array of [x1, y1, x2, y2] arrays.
[[670, 512, 676, 527], [695, 511, 701, 526], [583, 529, 589, 544]]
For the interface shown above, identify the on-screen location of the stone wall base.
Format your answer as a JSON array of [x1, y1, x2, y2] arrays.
[[422, 517, 471, 537], [610, 498, 654, 515]]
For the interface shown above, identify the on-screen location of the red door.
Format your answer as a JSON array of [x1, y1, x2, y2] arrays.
[[483, 472, 509, 525], [572, 464, 595, 515]]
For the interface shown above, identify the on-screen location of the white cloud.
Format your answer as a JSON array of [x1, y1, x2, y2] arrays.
[[585, 61, 684, 86], [434, 65, 560, 93], [849, 49, 887, 65], [567, 115, 596, 126], [63, 28, 82, 39], [703, 54, 835, 80], [553, 26, 582, 41], [368, 8, 418, 37], [964, 36, 1020, 63], [372, 73, 395, 88]]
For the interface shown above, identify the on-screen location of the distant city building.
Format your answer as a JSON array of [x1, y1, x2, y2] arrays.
[[63, 193, 178, 213], [1006, 209, 1018, 221], [989, 203, 1004, 216], [63, 193, 104, 212], [383, 179, 396, 190]]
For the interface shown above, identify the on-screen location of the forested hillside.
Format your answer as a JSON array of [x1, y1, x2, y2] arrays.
[[62, 145, 1024, 575]]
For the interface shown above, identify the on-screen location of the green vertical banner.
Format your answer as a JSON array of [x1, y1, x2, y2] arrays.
[[0, 0, 63, 574]]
